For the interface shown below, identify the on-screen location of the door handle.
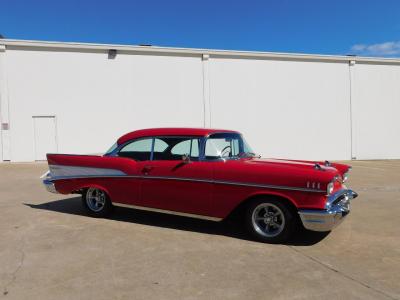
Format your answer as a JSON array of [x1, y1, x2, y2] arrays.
[[142, 165, 154, 175]]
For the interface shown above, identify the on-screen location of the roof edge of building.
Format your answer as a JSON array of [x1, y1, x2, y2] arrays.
[[2, 38, 400, 65]]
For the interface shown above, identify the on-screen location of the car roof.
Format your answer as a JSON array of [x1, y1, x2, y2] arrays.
[[117, 128, 239, 145]]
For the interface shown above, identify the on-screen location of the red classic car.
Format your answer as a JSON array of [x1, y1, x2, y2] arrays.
[[42, 128, 357, 243]]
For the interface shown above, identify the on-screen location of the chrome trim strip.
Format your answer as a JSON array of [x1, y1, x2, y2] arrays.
[[140, 175, 325, 193], [113, 202, 222, 221], [150, 138, 155, 161], [49, 165, 126, 177], [46, 174, 132, 181], [47, 173, 325, 193]]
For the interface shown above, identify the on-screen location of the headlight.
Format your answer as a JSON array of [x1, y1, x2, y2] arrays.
[[342, 167, 352, 183], [342, 172, 349, 182], [327, 181, 334, 195]]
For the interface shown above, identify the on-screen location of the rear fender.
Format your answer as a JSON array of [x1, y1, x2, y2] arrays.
[[47, 154, 137, 197], [76, 183, 111, 196], [47, 153, 137, 175], [54, 180, 111, 196]]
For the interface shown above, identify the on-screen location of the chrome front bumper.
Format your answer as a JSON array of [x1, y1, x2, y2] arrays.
[[298, 189, 358, 232]]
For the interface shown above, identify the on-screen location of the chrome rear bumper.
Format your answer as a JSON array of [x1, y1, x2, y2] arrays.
[[43, 179, 59, 193], [41, 171, 59, 194], [298, 189, 358, 232]]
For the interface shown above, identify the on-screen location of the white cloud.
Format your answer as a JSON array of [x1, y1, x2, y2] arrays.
[[350, 41, 400, 57]]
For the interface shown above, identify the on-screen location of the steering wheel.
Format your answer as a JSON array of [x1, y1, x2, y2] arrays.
[[220, 145, 232, 157]]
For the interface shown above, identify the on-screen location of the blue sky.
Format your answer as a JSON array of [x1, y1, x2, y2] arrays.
[[1, 0, 400, 57]]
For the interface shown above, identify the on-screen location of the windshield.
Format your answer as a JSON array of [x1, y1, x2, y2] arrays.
[[205, 133, 255, 159]]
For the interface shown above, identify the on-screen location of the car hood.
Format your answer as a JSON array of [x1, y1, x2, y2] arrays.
[[247, 158, 343, 178], [249, 158, 332, 170], [216, 157, 348, 191]]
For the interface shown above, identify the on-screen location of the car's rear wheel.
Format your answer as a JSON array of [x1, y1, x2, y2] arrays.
[[82, 187, 113, 217], [245, 198, 296, 243]]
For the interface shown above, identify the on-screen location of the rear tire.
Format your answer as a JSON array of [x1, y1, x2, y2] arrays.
[[245, 198, 296, 243], [82, 187, 113, 217]]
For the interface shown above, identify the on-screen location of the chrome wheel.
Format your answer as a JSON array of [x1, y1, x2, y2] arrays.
[[251, 203, 285, 238], [86, 188, 106, 212]]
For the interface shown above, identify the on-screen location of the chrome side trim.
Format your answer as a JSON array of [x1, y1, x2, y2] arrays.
[[46, 174, 130, 181], [144, 176, 325, 193], [113, 202, 222, 221], [47, 173, 326, 193], [40, 171, 50, 179], [49, 165, 126, 177]]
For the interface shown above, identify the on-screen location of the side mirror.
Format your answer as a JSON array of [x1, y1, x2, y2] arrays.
[[182, 154, 191, 164]]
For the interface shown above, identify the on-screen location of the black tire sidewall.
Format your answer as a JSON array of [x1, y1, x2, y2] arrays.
[[245, 198, 295, 243]]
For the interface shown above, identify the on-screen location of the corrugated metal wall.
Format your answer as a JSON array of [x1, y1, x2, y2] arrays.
[[0, 40, 399, 162]]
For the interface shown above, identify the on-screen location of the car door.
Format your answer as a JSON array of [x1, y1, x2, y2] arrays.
[[115, 137, 153, 205], [138, 137, 214, 217]]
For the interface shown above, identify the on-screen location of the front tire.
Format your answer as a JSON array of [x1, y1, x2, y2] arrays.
[[245, 198, 296, 243], [82, 187, 113, 217]]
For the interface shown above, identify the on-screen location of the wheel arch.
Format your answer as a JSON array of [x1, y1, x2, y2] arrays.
[[72, 183, 111, 198], [226, 191, 299, 220]]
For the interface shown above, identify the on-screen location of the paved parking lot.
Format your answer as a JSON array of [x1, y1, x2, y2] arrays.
[[0, 161, 399, 300]]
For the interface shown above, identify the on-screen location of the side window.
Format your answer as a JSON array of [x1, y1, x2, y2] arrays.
[[153, 138, 168, 153], [171, 139, 199, 158], [118, 138, 152, 161]]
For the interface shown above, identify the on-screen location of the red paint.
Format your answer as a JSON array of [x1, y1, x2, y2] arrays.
[[47, 128, 351, 219], [117, 127, 238, 145]]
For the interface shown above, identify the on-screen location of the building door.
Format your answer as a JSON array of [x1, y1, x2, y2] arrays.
[[33, 116, 57, 161]]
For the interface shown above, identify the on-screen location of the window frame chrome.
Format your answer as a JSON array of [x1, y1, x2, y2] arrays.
[[107, 132, 251, 162], [108, 135, 205, 162], [201, 132, 252, 161]]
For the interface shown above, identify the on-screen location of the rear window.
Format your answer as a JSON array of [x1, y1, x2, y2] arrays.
[[105, 142, 118, 155], [118, 138, 153, 161]]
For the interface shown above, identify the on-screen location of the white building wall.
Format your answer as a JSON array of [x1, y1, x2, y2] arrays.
[[0, 40, 400, 162], [0, 45, 8, 161], [4, 47, 204, 161], [209, 58, 351, 160], [352, 63, 400, 159], [0, 49, 3, 161]]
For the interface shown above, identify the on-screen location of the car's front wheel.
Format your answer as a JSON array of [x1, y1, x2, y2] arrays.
[[82, 187, 113, 217], [245, 198, 296, 243]]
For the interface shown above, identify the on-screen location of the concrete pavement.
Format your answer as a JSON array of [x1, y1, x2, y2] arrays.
[[0, 161, 399, 299]]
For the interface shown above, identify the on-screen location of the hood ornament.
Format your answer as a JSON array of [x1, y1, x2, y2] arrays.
[[314, 163, 322, 170]]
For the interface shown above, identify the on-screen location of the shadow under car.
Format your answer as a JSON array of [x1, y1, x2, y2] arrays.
[[24, 196, 330, 246]]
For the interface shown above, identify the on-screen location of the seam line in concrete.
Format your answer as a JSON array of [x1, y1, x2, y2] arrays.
[[2, 241, 25, 296], [287, 246, 398, 300]]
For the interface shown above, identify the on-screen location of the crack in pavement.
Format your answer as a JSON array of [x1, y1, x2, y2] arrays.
[[287, 246, 398, 300], [3, 243, 25, 296]]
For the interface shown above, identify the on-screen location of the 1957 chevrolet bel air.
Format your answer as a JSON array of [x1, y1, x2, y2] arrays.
[[42, 128, 358, 243]]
